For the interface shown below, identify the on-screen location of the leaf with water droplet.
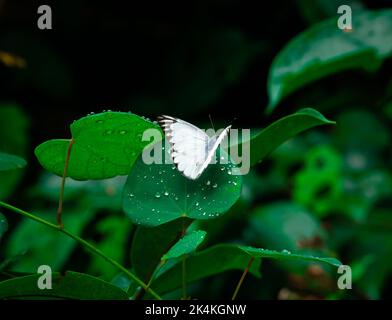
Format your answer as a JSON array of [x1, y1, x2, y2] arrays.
[[123, 146, 242, 226], [35, 111, 161, 180], [239, 245, 342, 267]]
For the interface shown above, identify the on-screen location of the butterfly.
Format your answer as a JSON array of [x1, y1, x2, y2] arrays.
[[157, 115, 231, 180]]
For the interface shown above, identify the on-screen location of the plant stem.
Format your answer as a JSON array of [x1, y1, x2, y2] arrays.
[[182, 256, 187, 299], [0, 201, 162, 300], [57, 138, 74, 228], [231, 257, 255, 300]]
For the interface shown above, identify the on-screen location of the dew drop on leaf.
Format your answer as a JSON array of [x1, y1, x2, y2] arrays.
[[155, 192, 161, 198]]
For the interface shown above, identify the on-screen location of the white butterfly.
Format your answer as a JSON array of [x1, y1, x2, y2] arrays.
[[157, 115, 231, 180]]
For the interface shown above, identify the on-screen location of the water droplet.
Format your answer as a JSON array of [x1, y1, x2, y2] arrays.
[[105, 130, 113, 135], [155, 192, 161, 198], [195, 202, 199, 206], [206, 180, 211, 186], [119, 130, 127, 135], [152, 208, 155, 212], [164, 191, 169, 196], [233, 181, 237, 186], [212, 183, 218, 188], [186, 194, 190, 198], [220, 167, 225, 171], [281, 249, 291, 254], [129, 193, 134, 198]]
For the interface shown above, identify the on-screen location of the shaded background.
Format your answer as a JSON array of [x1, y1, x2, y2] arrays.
[[1, 0, 392, 299]]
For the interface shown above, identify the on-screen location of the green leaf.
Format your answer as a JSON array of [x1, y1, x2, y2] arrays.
[[267, 9, 392, 112], [0, 152, 27, 171], [162, 230, 207, 260], [246, 202, 326, 252], [238, 246, 342, 267], [33, 174, 127, 211], [35, 111, 161, 180], [6, 206, 95, 272], [0, 104, 29, 200], [123, 147, 242, 227], [0, 271, 128, 299], [0, 212, 8, 242], [235, 108, 335, 166], [131, 219, 188, 282], [149, 244, 261, 296], [87, 216, 132, 279]]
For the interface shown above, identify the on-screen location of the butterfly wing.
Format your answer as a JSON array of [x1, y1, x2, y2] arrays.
[[193, 125, 231, 179], [157, 115, 210, 180]]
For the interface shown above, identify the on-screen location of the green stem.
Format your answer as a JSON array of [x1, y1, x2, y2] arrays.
[[182, 256, 187, 299], [0, 201, 162, 300], [231, 257, 255, 300], [57, 138, 74, 228]]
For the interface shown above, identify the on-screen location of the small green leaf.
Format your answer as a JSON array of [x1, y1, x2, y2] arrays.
[[162, 230, 207, 260], [267, 9, 392, 113], [0, 152, 27, 171], [35, 111, 160, 180], [0, 212, 8, 242], [123, 147, 242, 227], [239, 246, 342, 267], [149, 244, 261, 296], [131, 219, 188, 282], [0, 271, 128, 299], [88, 216, 132, 279], [235, 108, 335, 166]]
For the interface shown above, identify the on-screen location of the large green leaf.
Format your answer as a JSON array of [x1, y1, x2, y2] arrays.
[[238, 246, 341, 267], [0, 271, 128, 299], [0, 212, 8, 242], [149, 244, 261, 296], [234, 108, 335, 166], [0, 104, 29, 200], [267, 9, 392, 112], [162, 230, 207, 260], [131, 219, 188, 282], [0, 152, 27, 171], [123, 147, 242, 227], [35, 111, 160, 180]]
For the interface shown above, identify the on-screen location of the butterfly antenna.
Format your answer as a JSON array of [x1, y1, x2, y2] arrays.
[[208, 114, 216, 131]]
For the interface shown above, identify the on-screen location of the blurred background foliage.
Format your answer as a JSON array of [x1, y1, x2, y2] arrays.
[[1, 0, 392, 299]]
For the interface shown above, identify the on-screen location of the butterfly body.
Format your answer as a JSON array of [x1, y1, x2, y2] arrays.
[[157, 115, 231, 180]]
